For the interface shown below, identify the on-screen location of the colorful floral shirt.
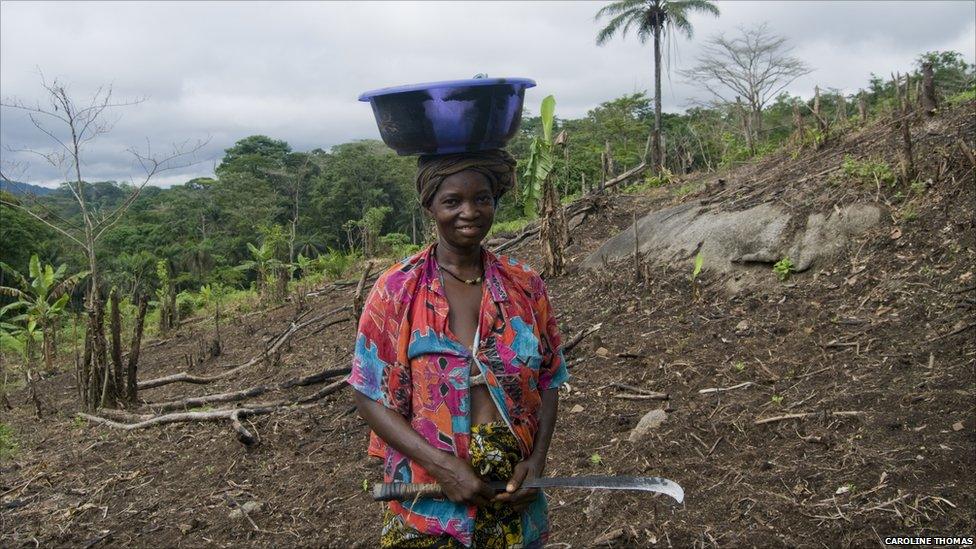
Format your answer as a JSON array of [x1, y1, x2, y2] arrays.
[[346, 244, 569, 547]]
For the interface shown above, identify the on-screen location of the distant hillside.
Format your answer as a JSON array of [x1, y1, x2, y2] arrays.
[[0, 180, 58, 197]]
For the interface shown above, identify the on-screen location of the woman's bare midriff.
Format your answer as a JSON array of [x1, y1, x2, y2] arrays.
[[442, 275, 503, 425]]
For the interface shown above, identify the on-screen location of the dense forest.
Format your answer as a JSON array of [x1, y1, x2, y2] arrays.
[[1, 50, 973, 374], [4, 51, 971, 292]]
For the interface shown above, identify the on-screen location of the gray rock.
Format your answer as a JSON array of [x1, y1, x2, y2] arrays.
[[629, 409, 667, 442], [582, 201, 881, 289], [229, 500, 264, 520]]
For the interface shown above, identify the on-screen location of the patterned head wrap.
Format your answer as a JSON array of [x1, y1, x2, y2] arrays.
[[416, 149, 517, 208]]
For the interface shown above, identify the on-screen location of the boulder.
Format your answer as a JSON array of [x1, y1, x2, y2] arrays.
[[582, 201, 881, 287]]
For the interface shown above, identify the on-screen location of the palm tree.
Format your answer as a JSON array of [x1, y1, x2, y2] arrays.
[[595, 0, 719, 174]]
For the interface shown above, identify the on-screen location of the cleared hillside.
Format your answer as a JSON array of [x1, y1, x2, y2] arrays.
[[2, 101, 974, 548]]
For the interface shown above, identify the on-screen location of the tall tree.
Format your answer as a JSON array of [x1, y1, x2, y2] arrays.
[[680, 23, 811, 148], [595, 0, 720, 174], [0, 77, 204, 409]]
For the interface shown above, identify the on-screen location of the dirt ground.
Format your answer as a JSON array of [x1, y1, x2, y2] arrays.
[[2, 103, 974, 548]]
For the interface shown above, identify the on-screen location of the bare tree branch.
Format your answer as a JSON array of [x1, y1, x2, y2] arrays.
[[93, 137, 209, 242], [680, 22, 812, 143]]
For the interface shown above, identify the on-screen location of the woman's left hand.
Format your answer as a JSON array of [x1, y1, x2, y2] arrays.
[[494, 455, 544, 511]]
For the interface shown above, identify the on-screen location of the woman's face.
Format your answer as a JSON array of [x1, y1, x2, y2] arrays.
[[426, 170, 495, 249]]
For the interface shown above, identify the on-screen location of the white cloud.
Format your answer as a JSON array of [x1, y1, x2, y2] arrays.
[[2, 0, 973, 187]]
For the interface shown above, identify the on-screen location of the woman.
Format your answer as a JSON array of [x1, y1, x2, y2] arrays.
[[347, 149, 569, 548]]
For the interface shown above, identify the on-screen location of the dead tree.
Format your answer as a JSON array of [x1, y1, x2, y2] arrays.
[[790, 100, 804, 148], [921, 62, 938, 116], [835, 92, 848, 126], [106, 289, 149, 407], [813, 86, 827, 143], [736, 96, 755, 154], [857, 92, 869, 124], [895, 73, 916, 184], [681, 23, 811, 148], [0, 76, 205, 410], [600, 140, 615, 193], [539, 174, 567, 278], [125, 297, 149, 403]]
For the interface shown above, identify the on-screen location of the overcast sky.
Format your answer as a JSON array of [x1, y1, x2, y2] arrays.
[[1, 1, 973, 187]]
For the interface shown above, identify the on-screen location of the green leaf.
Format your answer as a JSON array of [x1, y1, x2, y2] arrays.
[[0, 331, 24, 355], [50, 294, 70, 314], [540, 95, 556, 143], [28, 255, 40, 281], [691, 250, 704, 281]]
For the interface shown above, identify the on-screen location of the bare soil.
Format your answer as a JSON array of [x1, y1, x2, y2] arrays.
[[2, 103, 974, 548]]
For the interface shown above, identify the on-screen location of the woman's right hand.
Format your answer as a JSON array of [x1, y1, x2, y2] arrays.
[[428, 453, 495, 507]]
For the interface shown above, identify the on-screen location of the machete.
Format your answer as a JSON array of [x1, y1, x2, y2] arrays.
[[372, 476, 684, 504]]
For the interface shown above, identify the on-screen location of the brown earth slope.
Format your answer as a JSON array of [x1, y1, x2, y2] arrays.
[[2, 102, 974, 548]]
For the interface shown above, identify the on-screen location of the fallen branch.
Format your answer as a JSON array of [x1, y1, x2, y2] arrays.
[[138, 307, 349, 390], [563, 323, 603, 355], [610, 382, 668, 400], [96, 408, 153, 422], [613, 393, 669, 401], [296, 378, 348, 403], [144, 366, 350, 412], [755, 410, 865, 425], [698, 381, 754, 395], [297, 316, 352, 342], [280, 366, 351, 389], [78, 386, 344, 445], [230, 409, 257, 446], [79, 406, 279, 430]]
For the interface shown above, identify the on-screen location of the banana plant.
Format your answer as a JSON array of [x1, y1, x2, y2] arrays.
[[521, 95, 557, 218], [237, 240, 286, 303], [0, 255, 88, 371]]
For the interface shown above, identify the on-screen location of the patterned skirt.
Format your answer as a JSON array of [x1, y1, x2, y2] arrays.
[[380, 422, 524, 549]]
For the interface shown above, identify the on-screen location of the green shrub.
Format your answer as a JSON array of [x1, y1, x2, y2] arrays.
[[209, 266, 245, 288], [378, 233, 420, 258], [947, 88, 976, 106], [841, 156, 895, 187], [488, 218, 532, 237], [673, 182, 703, 197], [901, 203, 919, 222], [318, 249, 359, 280], [175, 291, 198, 318], [773, 257, 795, 281]]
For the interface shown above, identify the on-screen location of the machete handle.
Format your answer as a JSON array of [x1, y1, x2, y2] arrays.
[[372, 482, 444, 501]]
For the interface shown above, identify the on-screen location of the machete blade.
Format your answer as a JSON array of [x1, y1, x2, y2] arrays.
[[489, 475, 684, 504]]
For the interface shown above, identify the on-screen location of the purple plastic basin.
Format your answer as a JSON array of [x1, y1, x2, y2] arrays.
[[359, 77, 536, 156]]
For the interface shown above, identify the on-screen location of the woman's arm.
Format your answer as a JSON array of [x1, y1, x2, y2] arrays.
[[493, 386, 559, 509], [353, 390, 496, 507]]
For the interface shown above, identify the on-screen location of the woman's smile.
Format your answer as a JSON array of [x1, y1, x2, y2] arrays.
[[426, 170, 496, 250]]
